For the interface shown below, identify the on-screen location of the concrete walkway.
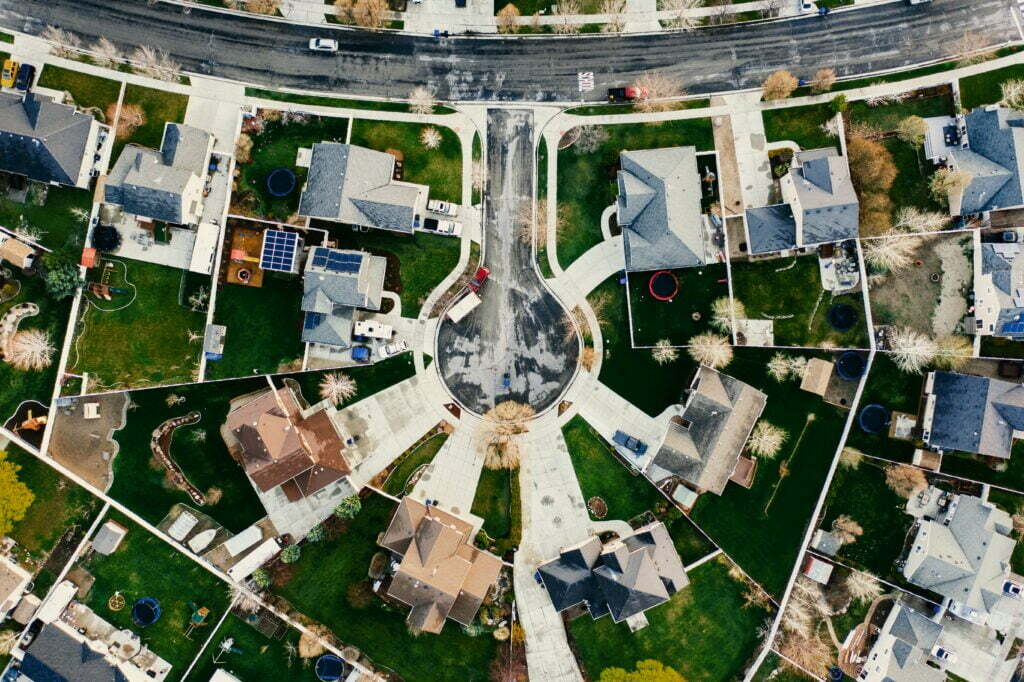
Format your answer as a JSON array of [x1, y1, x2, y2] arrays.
[[409, 415, 487, 517]]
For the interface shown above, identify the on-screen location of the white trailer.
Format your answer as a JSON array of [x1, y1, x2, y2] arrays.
[[447, 291, 481, 323], [354, 319, 393, 339]]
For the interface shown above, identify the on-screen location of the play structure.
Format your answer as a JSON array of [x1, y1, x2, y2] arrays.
[[184, 602, 210, 639], [648, 270, 679, 302], [266, 168, 297, 197], [131, 597, 162, 627], [825, 303, 858, 332], [315, 654, 346, 681], [857, 404, 891, 435], [836, 351, 867, 381], [212, 636, 243, 664]]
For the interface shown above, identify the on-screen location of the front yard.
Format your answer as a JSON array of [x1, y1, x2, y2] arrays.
[[628, 264, 729, 346], [961, 64, 1024, 110], [37, 65, 122, 115], [112, 84, 189, 160], [470, 467, 521, 558], [762, 103, 838, 152], [278, 353, 417, 407], [349, 119, 462, 204]]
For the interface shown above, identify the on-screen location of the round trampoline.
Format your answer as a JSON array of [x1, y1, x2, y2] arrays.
[[858, 404, 891, 434], [836, 351, 867, 381], [315, 654, 346, 682], [131, 597, 162, 627], [265, 168, 297, 198], [826, 303, 858, 332], [648, 270, 679, 302]]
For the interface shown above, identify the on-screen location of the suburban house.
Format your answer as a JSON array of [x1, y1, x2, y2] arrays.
[[0, 559, 32, 623], [0, 91, 108, 189], [923, 106, 1024, 217], [902, 487, 1024, 633], [537, 521, 688, 630], [301, 246, 387, 354], [920, 370, 1024, 459], [856, 603, 948, 682], [968, 240, 1024, 341], [744, 148, 859, 255], [297, 143, 428, 234], [378, 498, 503, 635], [223, 385, 352, 505], [642, 366, 767, 500], [104, 122, 214, 227], [615, 147, 715, 272]]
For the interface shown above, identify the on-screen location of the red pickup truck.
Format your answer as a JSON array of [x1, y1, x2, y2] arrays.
[[468, 266, 490, 293]]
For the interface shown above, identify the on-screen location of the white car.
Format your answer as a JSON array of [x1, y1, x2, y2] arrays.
[[308, 38, 339, 53], [428, 199, 459, 217], [381, 340, 409, 357]]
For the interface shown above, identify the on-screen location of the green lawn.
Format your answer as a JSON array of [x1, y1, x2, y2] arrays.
[[107, 377, 268, 533], [562, 415, 663, 522], [381, 433, 449, 496], [763, 103, 838, 151], [244, 87, 455, 114], [207, 273, 306, 380], [566, 99, 712, 116], [961, 64, 1024, 110], [470, 467, 521, 557], [274, 492, 498, 682], [349, 119, 462, 203], [319, 225, 462, 318], [235, 115, 349, 221], [628, 264, 728, 346], [981, 335, 1024, 360], [113, 84, 189, 160], [280, 353, 417, 407], [188, 614, 306, 681], [846, 95, 954, 133], [690, 348, 850, 597], [69, 259, 207, 391], [37, 65, 122, 115], [591, 275, 699, 416], [940, 443, 1024, 493], [730, 255, 869, 349], [0, 272, 72, 421], [556, 118, 714, 269], [569, 557, 768, 682], [82, 511, 230, 679], [0, 183, 92, 251], [843, 354, 920, 464]]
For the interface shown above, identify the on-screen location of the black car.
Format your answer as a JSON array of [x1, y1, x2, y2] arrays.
[[14, 63, 35, 91]]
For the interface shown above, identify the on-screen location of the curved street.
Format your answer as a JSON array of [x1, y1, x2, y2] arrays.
[[437, 109, 577, 415], [0, 0, 1017, 101]]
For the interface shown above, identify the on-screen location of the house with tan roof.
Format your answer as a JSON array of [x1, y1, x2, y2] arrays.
[[0, 559, 31, 623], [378, 498, 502, 635]]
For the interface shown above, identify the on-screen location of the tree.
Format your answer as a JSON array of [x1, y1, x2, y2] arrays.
[[889, 326, 937, 373], [600, 0, 626, 33], [747, 421, 787, 458], [809, 67, 836, 94], [497, 3, 521, 33], [632, 72, 683, 113], [91, 224, 122, 253], [710, 296, 744, 333], [408, 86, 436, 115], [1001, 79, 1024, 111], [248, 0, 280, 13], [761, 69, 798, 101], [553, 0, 582, 33], [661, 0, 701, 31], [651, 339, 679, 365], [482, 401, 534, 470], [0, 451, 34, 537], [845, 570, 883, 602], [280, 545, 301, 563], [830, 94, 848, 114], [6, 330, 56, 371], [767, 353, 793, 382], [235, 133, 253, 163], [334, 494, 362, 519], [688, 333, 732, 369], [934, 335, 973, 371], [573, 125, 609, 154], [92, 37, 122, 69], [352, 0, 390, 28], [131, 45, 181, 82], [885, 464, 927, 499], [847, 136, 897, 195], [319, 372, 357, 404], [42, 252, 81, 300], [896, 115, 928, 148], [41, 25, 81, 58], [250, 567, 271, 589], [839, 447, 864, 470], [115, 103, 147, 138], [306, 525, 325, 543], [832, 514, 863, 545], [930, 167, 972, 204], [420, 126, 442, 149], [599, 660, 685, 682], [863, 234, 920, 273], [893, 206, 948, 234]]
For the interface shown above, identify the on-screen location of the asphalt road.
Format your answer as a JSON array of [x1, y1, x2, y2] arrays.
[[0, 0, 1018, 102], [436, 109, 577, 415]]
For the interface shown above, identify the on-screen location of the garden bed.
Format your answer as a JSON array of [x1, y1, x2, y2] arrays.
[[381, 432, 449, 496]]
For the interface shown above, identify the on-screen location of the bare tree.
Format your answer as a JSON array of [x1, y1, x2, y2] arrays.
[[889, 326, 937, 373], [832, 515, 864, 545], [353, 0, 390, 28], [573, 125, 609, 154], [661, 0, 701, 31], [846, 570, 884, 602], [893, 206, 948, 234], [747, 421, 787, 458], [92, 37, 122, 69], [809, 67, 837, 94], [632, 72, 683, 113], [839, 447, 864, 470], [420, 126, 443, 149], [863, 234, 921, 273], [5, 329, 55, 371], [760, 0, 781, 19], [600, 0, 626, 33], [235, 133, 254, 163], [247, 0, 281, 14], [41, 25, 81, 58], [885, 464, 928, 499], [482, 401, 535, 470], [496, 3, 521, 33], [553, 0, 582, 33], [688, 333, 733, 369], [651, 339, 679, 365], [1001, 79, 1024, 111], [710, 296, 745, 333], [761, 69, 799, 101], [319, 372, 358, 404], [408, 86, 436, 115], [930, 167, 972, 204], [934, 335, 973, 371], [132, 45, 181, 82], [115, 103, 147, 139], [896, 115, 928, 147]]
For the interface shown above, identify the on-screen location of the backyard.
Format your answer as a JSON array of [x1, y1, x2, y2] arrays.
[[628, 265, 729, 346], [349, 119, 463, 204], [112, 84, 189, 160], [107, 377, 268, 533], [0, 181, 92, 251], [762, 103, 838, 152], [556, 118, 714, 270], [273, 492, 499, 682], [569, 557, 769, 682], [81, 511, 230, 679], [381, 432, 449, 496], [37, 65, 122, 115], [187, 613, 306, 682], [843, 353, 920, 464], [730, 255, 870, 349], [470, 467, 521, 558], [69, 258, 208, 391], [277, 353, 417, 408]]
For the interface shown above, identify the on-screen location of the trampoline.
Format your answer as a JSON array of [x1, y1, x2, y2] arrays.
[[131, 597, 162, 627], [648, 270, 679, 301], [836, 351, 867, 381], [858, 404, 891, 434], [826, 303, 858, 332], [315, 654, 346, 681], [265, 168, 297, 198]]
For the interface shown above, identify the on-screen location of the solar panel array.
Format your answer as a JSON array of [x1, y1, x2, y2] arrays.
[[311, 247, 363, 274], [1004, 321, 1024, 335], [260, 230, 299, 273]]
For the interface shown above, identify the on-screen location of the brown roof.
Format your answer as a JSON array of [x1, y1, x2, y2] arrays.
[[0, 237, 34, 268], [729, 455, 757, 489], [800, 358, 834, 396]]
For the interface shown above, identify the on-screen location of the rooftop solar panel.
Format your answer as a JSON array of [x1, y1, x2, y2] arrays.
[[260, 230, 299, 273]]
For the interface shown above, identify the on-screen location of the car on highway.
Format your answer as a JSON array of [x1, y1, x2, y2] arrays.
[[1, 60, 18, 89], [423, 217, 461, 236], [308, 38, 339, 53], [427, 199, 459, 217], [381, 340, 409, 357], [467, 266, 490, 293], [14, 64, 35, 91]]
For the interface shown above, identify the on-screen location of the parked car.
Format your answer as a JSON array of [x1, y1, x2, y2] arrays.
[[467, 266, 490, 293], [351, 345, 372, 362], [308, 38, 339, 53], [612, 430, 648, 456], [381, 340, 409, 357], [422, 217, 461, 236], [14, 64, 35, 91], [1, 59, 18, 89], [427, 199, 459, 217], [930, 645, 956, 663], [607, 86, 647, 103]]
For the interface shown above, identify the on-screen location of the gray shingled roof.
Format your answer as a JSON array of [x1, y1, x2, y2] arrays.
[[0, 92, 95, 187], [297, 143, 425, 234], [927, 371, 1024, 458], [300, 248, 386, 348], [20, 624, 129, 682], [616, 147, 709, 272], [953, 107, 1024, 215], [301, 306, 354, 347], [789, 148, 860, 246], [745, 204, 796, 254]]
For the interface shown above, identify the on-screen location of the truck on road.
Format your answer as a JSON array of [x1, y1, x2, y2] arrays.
[[447, 291, 482, 323], [468, 266, 490, 293]]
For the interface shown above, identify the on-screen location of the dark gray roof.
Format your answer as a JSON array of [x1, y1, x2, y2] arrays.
[[745, 204, 796, 254], [982, 244, 1013, 296], [302, 248, 386, 311], [0, 92, 95, 187], [20, 624, 128, 682], [979, 244, 1024, 338], [789, 149, 859, 246], [889, 605, 942, 650], [297, 143, 425, 234], [301, 305, 353, 348], [953, 107, 1024, 215], [617, 147, 708, 272], [927, 371, 1024, 458]]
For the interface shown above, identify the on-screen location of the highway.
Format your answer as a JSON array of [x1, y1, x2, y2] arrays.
[[0, 0, 1018, 102]]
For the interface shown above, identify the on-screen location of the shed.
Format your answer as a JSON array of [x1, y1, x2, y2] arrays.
[[92, 520, 128, 556], [671, 485, 699, 510], [211, 670, 244, 682], [801, 555, 834, 585], [167, 511, 199, 541], [222, 525, 262, 558], [227, 538, 281, 581], [800, 358, 834, 396], [12, 593, 40, 624], [83, 402, 101, 420], [80, 247, 97, 269], [35, 581, 77, 623]]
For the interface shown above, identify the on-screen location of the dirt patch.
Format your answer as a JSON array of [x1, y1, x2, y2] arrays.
[[867, 235, 945, 335], [931, 235, 973, 337], [48, 392, 128, 491]]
